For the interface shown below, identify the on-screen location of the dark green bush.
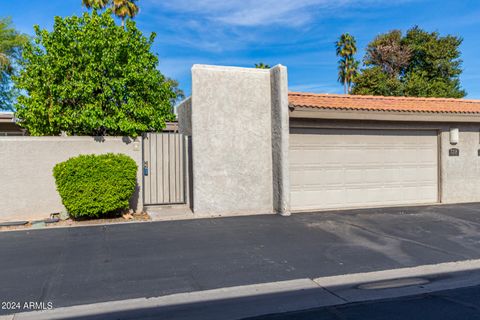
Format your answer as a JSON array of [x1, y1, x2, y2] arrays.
[[53, 153, 138, 219]]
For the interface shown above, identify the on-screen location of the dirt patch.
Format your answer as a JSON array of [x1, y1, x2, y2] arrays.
[[0, 212, 151, 232], [0, 221, 32, 232]]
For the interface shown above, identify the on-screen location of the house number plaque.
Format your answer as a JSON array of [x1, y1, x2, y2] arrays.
[[449, 148, 459, 157]]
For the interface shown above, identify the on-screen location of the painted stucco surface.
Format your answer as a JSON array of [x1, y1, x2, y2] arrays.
[[440, 124, 480, 203], [177, 97, 192, 136], [190, 65, 274, 215], [0, 136, 143, 222], [270, 65, 291, 215]]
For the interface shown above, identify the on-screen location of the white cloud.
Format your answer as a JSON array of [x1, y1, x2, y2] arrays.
[[289, 83, 342, 94], [141, 0, 420, 54], [145, 0, 414, 27]]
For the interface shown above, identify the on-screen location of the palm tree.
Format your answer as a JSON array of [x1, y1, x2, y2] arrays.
[[82, 0, 139, 27], [82, 0, 110, 9], [255, 62, 271, 69], [112, 0, 139, 27], [337, 57, 359, 94], [335, 33, 359, 94]]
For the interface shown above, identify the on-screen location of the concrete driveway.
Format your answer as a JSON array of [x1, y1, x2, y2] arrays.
[[2, 203, 480, 315]]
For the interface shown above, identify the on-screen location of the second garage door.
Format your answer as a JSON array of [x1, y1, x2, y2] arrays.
[[289, 128, 438, 211]]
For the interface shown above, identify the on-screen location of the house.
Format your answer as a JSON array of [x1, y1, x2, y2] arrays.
[[177, 64, 480, 216], [0, 112, 25, 136], [4, 64, 480, 222]]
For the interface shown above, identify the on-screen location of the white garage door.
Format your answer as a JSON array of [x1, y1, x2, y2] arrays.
[[289, 128, 438, 211]]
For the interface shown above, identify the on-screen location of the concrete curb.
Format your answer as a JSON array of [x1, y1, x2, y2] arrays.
[[313, 259, 480, 304], [0, 212, 278, 234], [5, 259, 480, 320], [0, 279, 341, 320]]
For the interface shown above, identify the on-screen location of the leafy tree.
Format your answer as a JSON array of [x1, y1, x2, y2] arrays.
[[0, 17, 27, 110], [351, 67, 404, 96], [352, 27, 466, 98], [403, 27, 465, 98], [335, 33, 359, 94], [255, 62, 270, 69], [364, 30, 411, 78], [14, 11, 179, 137], [82, 0, 139, 26]]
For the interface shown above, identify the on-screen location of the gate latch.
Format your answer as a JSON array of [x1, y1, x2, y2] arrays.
[[143, 161, 149, 176]]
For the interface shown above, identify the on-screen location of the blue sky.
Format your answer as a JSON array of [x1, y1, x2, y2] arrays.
[[3, 0, 480, 98]]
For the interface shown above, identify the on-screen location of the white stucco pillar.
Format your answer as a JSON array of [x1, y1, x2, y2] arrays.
[[270, 65, 291, 216]]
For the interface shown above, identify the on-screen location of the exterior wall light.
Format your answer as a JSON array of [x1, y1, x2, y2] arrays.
[[450, 128, 459, 145]]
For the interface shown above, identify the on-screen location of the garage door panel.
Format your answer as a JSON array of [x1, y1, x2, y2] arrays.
[[419, 186, 438, 200], [402, 185, 437, 201], [291, 168, 345, 187], [417, 149, 437, 160], [289, 128, 438, 211], [412, 167, 437, 182], [344, 169, 363, 184], [382, 168, 404, 181], [384, 149, 405, 162], [320, 168, 345, 184], [402, 167, 423, 181]]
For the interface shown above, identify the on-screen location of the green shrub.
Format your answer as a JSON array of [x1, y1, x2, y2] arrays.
[[53, 153, 138, 219]]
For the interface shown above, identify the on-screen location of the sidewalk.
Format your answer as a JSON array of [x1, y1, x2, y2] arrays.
[[2, 203, 480, 317]]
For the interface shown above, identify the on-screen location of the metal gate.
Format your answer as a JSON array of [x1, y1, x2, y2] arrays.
[[142, 132, 187, 205]]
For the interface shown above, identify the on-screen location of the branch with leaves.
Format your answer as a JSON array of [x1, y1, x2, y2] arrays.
[[14, 12, 180, 137], [352, 27, 465, 98]]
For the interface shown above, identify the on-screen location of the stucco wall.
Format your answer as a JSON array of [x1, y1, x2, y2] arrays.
[[177, 97, 192, 136], [0, 136, 143, 222], [270, 65, 291, 215], [440, 124, 480, 203], [190, 65, 275, 215], [290, 118, 480, 205]]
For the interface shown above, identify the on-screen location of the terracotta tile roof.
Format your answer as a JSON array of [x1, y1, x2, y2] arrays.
[[288, 92, 480, 114]]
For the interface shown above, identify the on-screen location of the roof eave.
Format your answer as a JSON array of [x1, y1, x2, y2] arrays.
[[289, 106, 480, 123]]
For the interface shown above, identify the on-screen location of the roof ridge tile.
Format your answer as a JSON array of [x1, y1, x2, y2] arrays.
[[288, 92, 480, 104]]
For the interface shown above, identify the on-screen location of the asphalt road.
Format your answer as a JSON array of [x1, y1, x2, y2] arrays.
[[3, 203, 480, 315], [245, 284, 480, 320]]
